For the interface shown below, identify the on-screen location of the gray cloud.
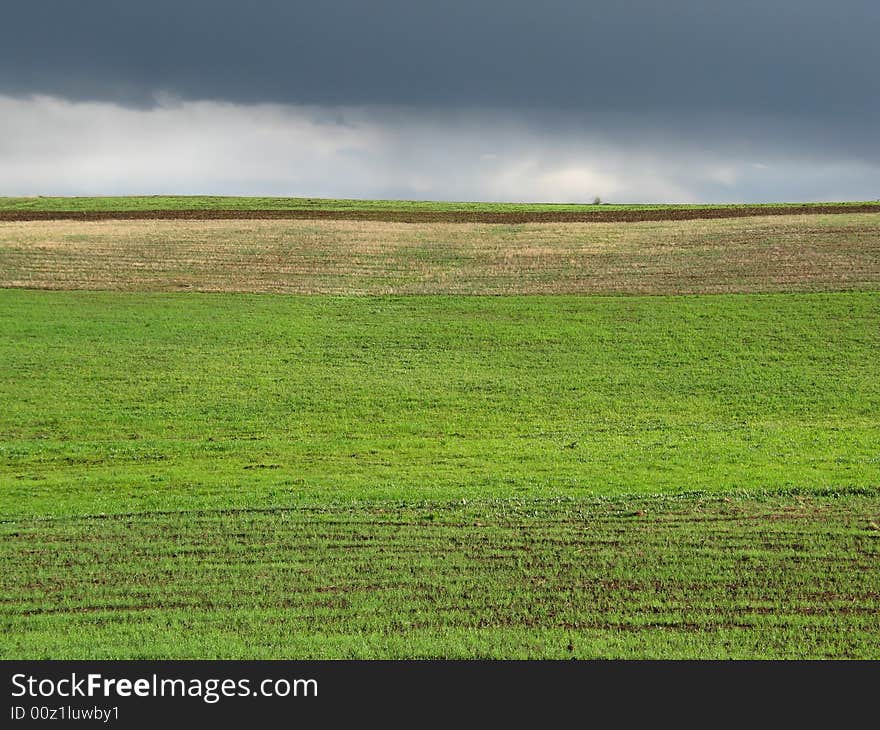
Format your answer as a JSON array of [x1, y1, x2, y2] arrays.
[[2, 3, 878, 201], [1, 1, 878, 116], [2, 95, 877, 203]]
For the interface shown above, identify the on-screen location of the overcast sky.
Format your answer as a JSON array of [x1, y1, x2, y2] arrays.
[[2, 1, 878, 203]]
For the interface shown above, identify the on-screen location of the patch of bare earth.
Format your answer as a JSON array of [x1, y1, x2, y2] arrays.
[[2, 203, 879, 223], [0, 214, 878, 295]]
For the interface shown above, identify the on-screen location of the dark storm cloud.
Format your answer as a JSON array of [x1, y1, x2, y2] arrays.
[[2, 2, 878, 202], [2, 1, 878, 116]]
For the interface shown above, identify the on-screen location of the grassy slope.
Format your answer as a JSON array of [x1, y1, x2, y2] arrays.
[[3, 495, 878, 659], [2, 195, 880, 213], [1, 291, 878, 520], [1, 209, 879, 658]]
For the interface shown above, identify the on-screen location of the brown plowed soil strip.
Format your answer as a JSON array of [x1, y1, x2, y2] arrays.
[[2, 204, 879, 224]]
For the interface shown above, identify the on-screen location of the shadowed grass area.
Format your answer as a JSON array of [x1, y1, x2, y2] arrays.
[[2, 494, 878, 659]]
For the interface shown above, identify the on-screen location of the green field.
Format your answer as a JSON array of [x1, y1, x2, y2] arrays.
[[1, 209, 878, 658], [3, 495, 877, 659], [2, 290, 879, 518], [2, 195, 879, 213]]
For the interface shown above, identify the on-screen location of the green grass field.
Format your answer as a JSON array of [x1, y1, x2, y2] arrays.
[[1, 207, 878, 658], [3, 495, 877, 659], [2, 291, 879, 517], [2, 195, 879, 213]]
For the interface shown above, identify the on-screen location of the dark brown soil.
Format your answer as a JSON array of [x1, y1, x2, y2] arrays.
[[2, 204, 878, 224]]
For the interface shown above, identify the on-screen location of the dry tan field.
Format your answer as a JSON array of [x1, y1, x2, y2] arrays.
[[1, 213, 878, 295]]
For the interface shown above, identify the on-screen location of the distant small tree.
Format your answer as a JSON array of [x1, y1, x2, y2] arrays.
[[593, 196, 602, 205]]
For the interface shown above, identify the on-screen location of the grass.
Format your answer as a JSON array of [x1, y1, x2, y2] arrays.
[[2, 495, 878, 659], [1, 215, 878, 294], [1, 206, 878, 658], [2, 195, 879, 213], [1, 290, 878, 521]]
